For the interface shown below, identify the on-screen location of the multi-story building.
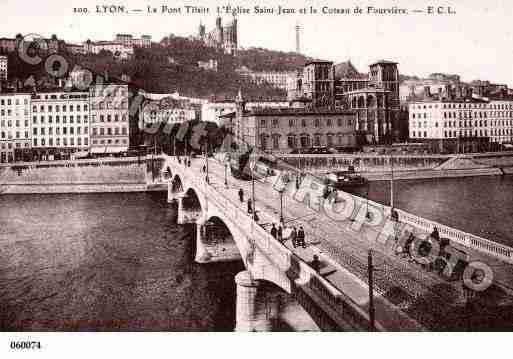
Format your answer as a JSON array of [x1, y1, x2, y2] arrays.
[[30, 91, 90, 160], [408, 97, 513, 153], [198, 17, 238, 55], [488, 98, 513, 144], [236, 66, 296, 91], [115, 34, 152, 48], [89, 83, 130, 154], [141, 97, 196, 127], [66, 43, 86, 55], [0, 55, 7, 81], [201, 99, 290, 127], [0, 37, 17, 53], [198, 59, 218, 71], [232, 92, 356, 153], [83, 40, 134, 60], [0, 93, 31, 162]]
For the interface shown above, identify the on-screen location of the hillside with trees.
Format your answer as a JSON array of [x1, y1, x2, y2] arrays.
[[3, 35, 323, 100]]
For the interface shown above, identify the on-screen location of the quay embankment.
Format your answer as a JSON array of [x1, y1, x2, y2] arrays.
[[278, 152, 513, 180], [0, 157, 164, 194]]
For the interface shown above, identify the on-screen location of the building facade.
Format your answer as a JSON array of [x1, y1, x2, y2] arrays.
[[233, 93, 356, 153], [408, 97, 513, 152], [83, 40, 134, 60], [89, 84, 130, 154], [236, 66, 296, 90], [289, 59, 401, 143], [30, 91, 90, 160], [0, 93, 31, 162], [115, 34, 152, 48], [141, 97, 196, 127], [201, 99, 290, 127], [0, 55, 7, 81]]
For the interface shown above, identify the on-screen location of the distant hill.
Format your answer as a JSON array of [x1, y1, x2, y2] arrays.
[[237, 47, 324, 72], [3, 35, 326, 100]]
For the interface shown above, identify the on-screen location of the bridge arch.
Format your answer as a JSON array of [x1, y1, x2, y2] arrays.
[[182, 187, 203, 214], [171, 174, 183, 194], [197, 215, 242, 263]]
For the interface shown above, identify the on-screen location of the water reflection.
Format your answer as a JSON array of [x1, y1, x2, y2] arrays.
[[0, 192, 243, 331]]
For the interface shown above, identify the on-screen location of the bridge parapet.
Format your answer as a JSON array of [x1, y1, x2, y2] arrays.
[[395, 209, 513, 263]]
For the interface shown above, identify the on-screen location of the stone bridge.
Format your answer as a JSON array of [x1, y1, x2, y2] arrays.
[[162, 155, 423, 332]]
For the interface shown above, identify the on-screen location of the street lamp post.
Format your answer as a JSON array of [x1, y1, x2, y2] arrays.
[[279, 189, 284, 224], [224, 162, 228, 188], [251, 154, 256, 222], [205, 142, 210, 184], [390, 152, 394, 210]]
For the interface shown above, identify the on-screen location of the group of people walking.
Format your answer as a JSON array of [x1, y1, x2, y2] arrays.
[[270, 223, 306, 249], [238, 187, 307, 248], [177, 156, 191, 167]]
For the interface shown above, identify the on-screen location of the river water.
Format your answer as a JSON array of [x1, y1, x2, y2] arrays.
[[0, 192, 244, 331], [352, 175, 513, 246], [0, 175, 512, 331]]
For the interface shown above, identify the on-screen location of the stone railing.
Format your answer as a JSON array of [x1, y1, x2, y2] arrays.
[[341, 187, 513, 264], [395, 208, 513, 263]]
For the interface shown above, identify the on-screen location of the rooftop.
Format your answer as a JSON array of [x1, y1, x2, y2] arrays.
[[369, 59, 399, 66], [244, 107, 355, 116]]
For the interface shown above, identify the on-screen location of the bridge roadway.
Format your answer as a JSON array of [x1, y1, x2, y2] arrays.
[[164, 155, 513, 330]]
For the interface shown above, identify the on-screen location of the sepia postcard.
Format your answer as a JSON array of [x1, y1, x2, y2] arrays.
[[0, 0, 512, 357]]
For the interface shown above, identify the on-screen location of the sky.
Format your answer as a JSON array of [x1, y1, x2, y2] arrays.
[[1, 0, 513, 86]]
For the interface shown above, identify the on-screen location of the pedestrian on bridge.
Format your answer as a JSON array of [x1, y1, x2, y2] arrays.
[[188, 159, 191, 167], [311, 255, 321, 272], [297, 226, 306, 248], [277, 225, 283, 242], [202, 165, 206, 173], [238, 188, 244, 204], [270, 223, 277, 239], [291, 227, 298, 248], [247, 198, 253, 214]]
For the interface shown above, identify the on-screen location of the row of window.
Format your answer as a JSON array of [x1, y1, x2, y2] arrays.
[[412, 111, 513, 120], [33, 137, 89, 147], [33, 127, 89, 136], [33, 115, 88, 125], [1, 109, 29, 117], [92, 127, 128, 136], [32, 104, 88, 113], [413, 103, 513, 110], [260, 118, 353, 128], [412, 119, 513, 129], [260, 133, 351, 149], [91, 114, 128, 122], [90, 101, 129, 110], [1, 119, 29, 128], [92, 139, 128, 145], [411, 129, 513, 138], [0, 142, 30, 150], [1, 131, 29, 139], [0, 98, 29, 106]]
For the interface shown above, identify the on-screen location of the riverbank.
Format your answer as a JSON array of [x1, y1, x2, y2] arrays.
[[0, 183, 149, 194], [361, 167, 507, 181], [0, 157, 163, 194]]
